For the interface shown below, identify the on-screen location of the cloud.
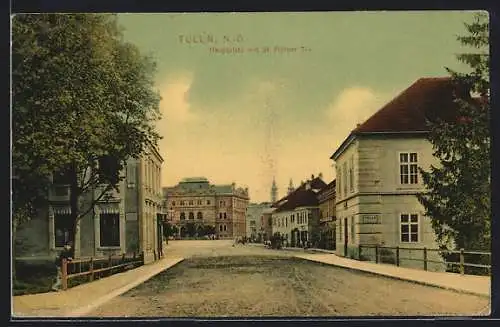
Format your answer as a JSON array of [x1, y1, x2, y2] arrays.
[[158, 73, 198, 123], [326, 87, 388, 124], [324, 87, 394, 155]]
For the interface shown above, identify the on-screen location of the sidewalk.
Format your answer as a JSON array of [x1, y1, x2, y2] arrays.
[[293, 252, 490, 297], [12, 256, 184, 318]]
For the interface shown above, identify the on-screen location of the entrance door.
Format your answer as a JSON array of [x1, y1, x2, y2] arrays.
[[344, 217, 348, 256], [157, 216, 163, 258]]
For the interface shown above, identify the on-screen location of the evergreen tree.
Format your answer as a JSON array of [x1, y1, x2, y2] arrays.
[[417, 13, 490, 253]]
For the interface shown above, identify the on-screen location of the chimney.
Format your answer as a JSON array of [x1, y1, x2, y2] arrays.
[[319, 172, 323, 179], [311, 174, 315, 180]]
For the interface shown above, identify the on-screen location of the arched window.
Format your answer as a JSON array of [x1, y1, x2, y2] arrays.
[[189, 212, 194, 219], [180, 212, 186, 220], [223, 213, 227, 219], [219, 213, 222, 219], [197, 212, 203, 220]]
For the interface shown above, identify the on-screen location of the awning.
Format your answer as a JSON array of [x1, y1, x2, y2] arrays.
[[97, 205, 120, 215], [52, 206, 72, 215]]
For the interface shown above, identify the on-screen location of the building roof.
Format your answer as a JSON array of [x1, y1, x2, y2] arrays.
[[180, 177, 209, 183], [274, 177, 327, 213], [331, 77, 463, 160], [318, 179, 336, 200]]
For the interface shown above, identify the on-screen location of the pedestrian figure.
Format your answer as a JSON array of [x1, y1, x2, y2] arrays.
[[52, 241, 73, 292]]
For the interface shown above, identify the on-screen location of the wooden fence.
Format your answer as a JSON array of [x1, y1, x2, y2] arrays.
[[61, 252, 144, 290], [358, 245, 491, 276]]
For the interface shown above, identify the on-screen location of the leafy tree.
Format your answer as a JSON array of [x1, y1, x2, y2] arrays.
[[203, 225, 216, 236], [417, 13, 490, 253], [185, 222, 196, 238], [12, 14, 161, 256], [163, 222, 179, 239]]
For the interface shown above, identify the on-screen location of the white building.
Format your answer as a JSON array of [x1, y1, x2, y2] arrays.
[[272, 176, 326, 247], [330, 77, 458, 271]]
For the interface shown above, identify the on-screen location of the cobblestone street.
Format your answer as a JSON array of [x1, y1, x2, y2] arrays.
[[89, 241, 488, 317]]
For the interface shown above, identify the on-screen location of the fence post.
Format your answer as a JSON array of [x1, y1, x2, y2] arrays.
[[61, 258, 68, 290], [423, 247, 428, 271], [89, 257, 94, 282], [460, 248, 465, 275], [108, 254, 112, 275], [396, 246, 400, 267], [375, 245, 379, 264], [358, 244, 362, 260]]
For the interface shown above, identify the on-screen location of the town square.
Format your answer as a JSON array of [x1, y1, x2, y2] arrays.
[[11, 11, 491, 319]]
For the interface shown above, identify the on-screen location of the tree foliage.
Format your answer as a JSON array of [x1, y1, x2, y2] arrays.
[[12, 14, 162, 244], [417, 13, 490, 251]]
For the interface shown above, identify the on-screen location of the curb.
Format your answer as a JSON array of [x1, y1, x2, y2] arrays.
[[294, 255, 490, 298], [66, 257, 185, 317]]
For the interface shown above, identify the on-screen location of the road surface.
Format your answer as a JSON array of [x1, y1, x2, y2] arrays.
[[89, 240, 488, 317]]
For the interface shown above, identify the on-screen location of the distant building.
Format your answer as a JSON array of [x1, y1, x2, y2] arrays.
[[272, 175, 326, 247], [317, 179, 336, 250], [261, 207, 276, 242], [245, 202, 272, 241], [163, 177, 249, 239], [330, 77, 457, 270]]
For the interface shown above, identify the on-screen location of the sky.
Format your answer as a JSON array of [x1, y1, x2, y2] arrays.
[[117, 11, 479, 203]]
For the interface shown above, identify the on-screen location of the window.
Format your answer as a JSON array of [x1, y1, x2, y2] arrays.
[[291, 214, 295, 223], [188, 212, 194, 220], [337, 168, 342, 198], [349, 156, 354, 193], [343, 163, 348, 195], [223, 225, 227, 231], [53, 168, 71, 185], [54, 213, 73, 247], [219, 225, 223, 232], [400, 152, 418, 184], [189, 200, 194, 206], [180, 200, 185, 206], [250, 220, 256, 226], [197, 212, 203, 220], [219, 213, 223, 219], [172, 201, 176, 206], [207, 200, 211, 205], [126, 164, 136, 187], [285, 217, 288, 227], [180, 212, 186, 220], [400, 214, 419, 243], [98, 156, 120, 182], [100, 213, 120, 247], [224, 212, 227, 219], [197, 200, 202, 205]]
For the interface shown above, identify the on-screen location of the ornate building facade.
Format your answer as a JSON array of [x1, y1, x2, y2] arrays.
[[163, 177, 249, 239]]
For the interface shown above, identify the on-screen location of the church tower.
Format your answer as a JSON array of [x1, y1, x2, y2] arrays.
[[271, 177, 278, 203], [287, 178, 294, 195]]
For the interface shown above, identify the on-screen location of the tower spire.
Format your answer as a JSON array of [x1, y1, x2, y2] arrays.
[[271, 176, 278, 203], [287, 178, 294, 195]]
